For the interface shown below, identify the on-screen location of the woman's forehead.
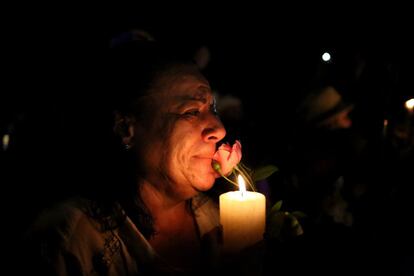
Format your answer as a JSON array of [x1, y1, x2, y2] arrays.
[[156, 63, 206, 83], [173, 85, 214, 105], [147, 83, 214, 112], [136, 75, 212, 109], [152, 70, 211, 97]]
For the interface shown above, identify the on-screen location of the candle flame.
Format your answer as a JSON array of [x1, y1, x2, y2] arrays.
[[238, 174, 246, 196]]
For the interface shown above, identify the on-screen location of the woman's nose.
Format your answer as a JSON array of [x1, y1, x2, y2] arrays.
[[202, 115, 226, 143]]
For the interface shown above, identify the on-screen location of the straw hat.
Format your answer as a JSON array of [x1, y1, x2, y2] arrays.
[[299, 86, 354, 128]]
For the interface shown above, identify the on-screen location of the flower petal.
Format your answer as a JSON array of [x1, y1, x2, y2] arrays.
[[212, 140, 242, 176]]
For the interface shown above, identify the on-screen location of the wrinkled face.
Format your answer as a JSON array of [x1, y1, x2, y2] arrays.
[[133, 64, 226, 200]]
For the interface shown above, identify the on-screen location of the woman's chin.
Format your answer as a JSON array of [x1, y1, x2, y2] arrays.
[[195, 174, 215, 191]]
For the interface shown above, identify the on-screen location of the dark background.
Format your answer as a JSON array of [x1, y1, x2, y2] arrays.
[[4, 5, 413, 157]]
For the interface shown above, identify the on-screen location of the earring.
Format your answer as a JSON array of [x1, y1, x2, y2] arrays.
[[125, 144, 131, 150]]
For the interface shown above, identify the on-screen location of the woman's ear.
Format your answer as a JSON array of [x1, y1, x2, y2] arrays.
[[113, 111, 135, 147]]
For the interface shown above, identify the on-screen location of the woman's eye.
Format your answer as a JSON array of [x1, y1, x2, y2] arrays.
[[183, 110, 200, 117]]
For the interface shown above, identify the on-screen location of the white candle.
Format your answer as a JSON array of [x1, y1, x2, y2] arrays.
[[220, 175, 266, 252]]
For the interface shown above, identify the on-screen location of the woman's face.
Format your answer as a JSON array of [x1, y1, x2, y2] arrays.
[[133, 65, 226, 200]]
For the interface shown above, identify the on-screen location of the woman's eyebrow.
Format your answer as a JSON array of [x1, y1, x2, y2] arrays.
[[177, 91, 213, 105], [190, 96, 208, 104], [172, 85, 214, 108], [175, 97, 207, 110]]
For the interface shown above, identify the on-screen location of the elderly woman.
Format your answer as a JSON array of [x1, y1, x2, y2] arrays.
[[24, 39, 247, 275]]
